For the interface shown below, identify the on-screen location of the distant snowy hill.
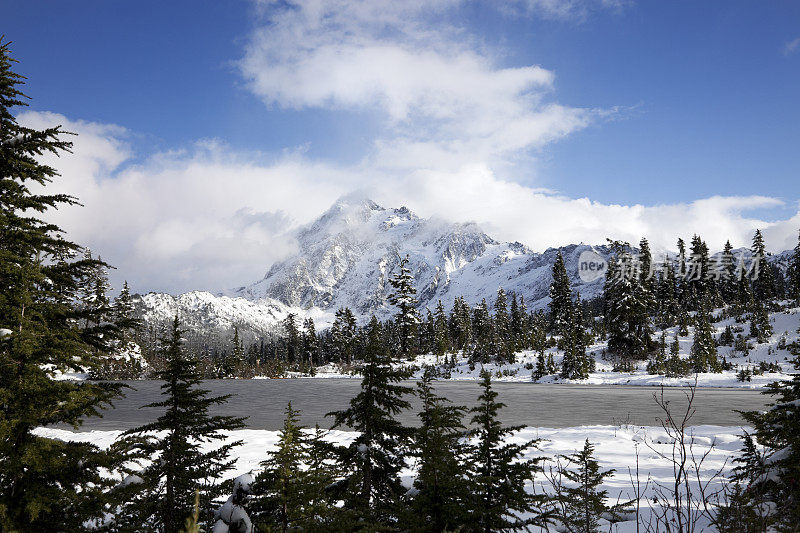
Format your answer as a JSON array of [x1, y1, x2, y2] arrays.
[[132, 291, 332, 341]]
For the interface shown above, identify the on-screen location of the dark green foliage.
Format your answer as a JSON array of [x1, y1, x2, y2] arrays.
[[0, 39, 128, 530], [465, 371, 550, 532], [751, 229, 776, 304], [250, 403, 337, 532], [282, 313, 301, 365], [326, 316, 415, 525], [407, 367, 470, 532], [690, 298, 721, 373], [604, 241, 652, 362], [433, 300, 450, 361], [493, 288, 514, 363], [749, 296, 773, 343], [790, 230, 800, 304], [110, 317, 246, 533], [549, 439, 627, 533], [734, 344, 800, 530], [331, 307, 357, 364], [549, 251, 572, 337]]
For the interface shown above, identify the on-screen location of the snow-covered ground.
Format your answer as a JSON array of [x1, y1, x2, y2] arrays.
[[302, 305, 800, 389], [37, 423, 745, 531]]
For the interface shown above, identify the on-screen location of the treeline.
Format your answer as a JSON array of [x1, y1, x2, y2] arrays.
[[146, 229, 800, 382]]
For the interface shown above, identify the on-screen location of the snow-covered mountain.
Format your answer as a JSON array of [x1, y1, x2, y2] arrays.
[[134, 195, 792, 337], [229, 195, 612, 317], [134, 195, 614, 336]]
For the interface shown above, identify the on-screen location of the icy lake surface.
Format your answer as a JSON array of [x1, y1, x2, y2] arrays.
[[79, 379, 771, 430]]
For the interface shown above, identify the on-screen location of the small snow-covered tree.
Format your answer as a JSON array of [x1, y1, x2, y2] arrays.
[[548, 439, 627, 533]]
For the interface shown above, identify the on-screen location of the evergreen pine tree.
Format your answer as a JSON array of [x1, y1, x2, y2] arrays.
[[433, 300, 450, 362], [751, 229, 776, 304], [720, 240, 739, 305], [686, 234, 710, 309], [493, 288, 513, 363], [510, 293, 526, 350], [471, 299, 492, 364], [283, 313, 301, 365], [0, 40, 129, 529], [301, 317, 319, 368], [549, 251, 573, 338], [604, 241, 652, 363], [789, 230, 800, 305], [326, 316, 414, 525], [408, 367, 470, 532], [465, 371, 550, 531], [388, 255, 420, 359], [734, 343, 800, 529], [331, 307, 357, 364], [250, 402, 335, 532], [111, 317, 246, 532], [690, 298, 720, 373], [549, 439, 627, 532]]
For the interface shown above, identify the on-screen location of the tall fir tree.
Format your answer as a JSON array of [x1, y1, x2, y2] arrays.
[[604, 241, 653, 363], [789, 229, 800, 305], [282, 312, 301, 365], [433, 300, 450, 361], [751, 229, 776, 305], [493, 287, 513, 363], [690, 298, 721, 373], [720, 240, 739, 305], [110, 317, 246, 532], [388, 255, 420, 359], [471, 299, 492, 364], [331, 307, 357, 364], [549, 251, 573, 337], [0, 39, 129, 530], [326, 316, 414, 526], [465, 370, 550, 531], [407, 367, 470, 532], [301, 317, 319, 368]]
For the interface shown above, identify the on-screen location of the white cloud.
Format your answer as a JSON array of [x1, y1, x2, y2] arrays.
[[783, 37, 800, 56], [18, 111, 799, 297], [240, 0, 598, 173]]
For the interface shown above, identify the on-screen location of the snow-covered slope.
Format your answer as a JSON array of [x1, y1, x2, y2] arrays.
[[132, 291, 332, 339], [231, 195, 612, 317]]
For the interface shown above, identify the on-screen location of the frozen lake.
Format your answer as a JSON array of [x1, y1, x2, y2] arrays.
[[73, 379, 772, 431]]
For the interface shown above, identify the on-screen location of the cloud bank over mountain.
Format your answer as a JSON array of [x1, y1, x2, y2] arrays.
[[19, 110, 799, 296]]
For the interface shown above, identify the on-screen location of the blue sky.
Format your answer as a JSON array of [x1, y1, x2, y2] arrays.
[[6, 0, 800, 292]]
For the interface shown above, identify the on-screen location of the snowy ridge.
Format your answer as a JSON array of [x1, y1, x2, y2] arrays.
[[133, 291, 332, 338]]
